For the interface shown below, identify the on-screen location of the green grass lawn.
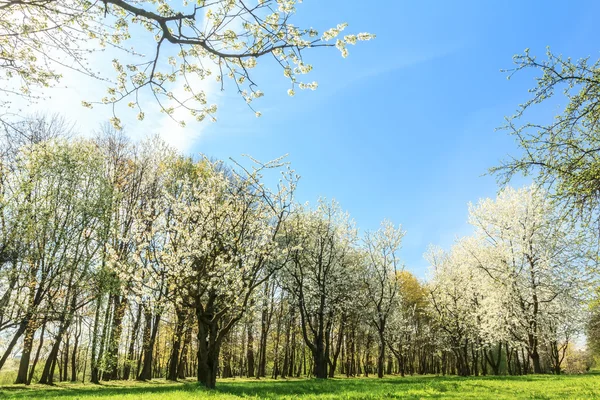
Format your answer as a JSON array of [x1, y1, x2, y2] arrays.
[[0, 374, 599, 399]]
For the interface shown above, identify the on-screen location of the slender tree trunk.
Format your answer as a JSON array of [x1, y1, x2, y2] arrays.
[[289, 313, 296, 378], [63, 335, 70, 382], [377, 329, 385, 379], [94, 295, 113, 383], [246, 319, 255, 378], [256, 281, 273, 378], [505, 344, 512, 375], [177, 327, 192, 379], [328, 318, 344, 378], [39, 323, 69, 384], [123, 302, 142, 380], [282, 308, 292, 379], [90, 295, 104, 384], [0, 320, 27, 372], [71, 332, 79, 382], [0, 261, 19, 330]]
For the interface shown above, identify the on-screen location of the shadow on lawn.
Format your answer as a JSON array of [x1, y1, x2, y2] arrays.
[[0, 381, 201, 399], [0, 378, 413, 399], [0, 373, 597, 399]]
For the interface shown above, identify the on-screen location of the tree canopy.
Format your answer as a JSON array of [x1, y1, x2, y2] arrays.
[[0, 0, 374, 127], [492, 48, 600, 226]]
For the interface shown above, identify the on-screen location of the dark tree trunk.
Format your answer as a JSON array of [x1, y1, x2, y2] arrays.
[[39, 323, 69, 384], [282, 308, 292, 379], [50, 352, 58, 383], [246, 320, 255, 378], [167, 309, 186, 381], [0, 320, 27, 372], [530, 349, 542, 374], [377, 329, 385, 379], [177, 327, 192, 379], [0, 261, 19, 330], [93, 295, 113, 383], [256, 281, 273, 378], [328, 318, 344, 378], [485, 343, 502, 375], [222, 343, 233, 379], [123, 302, 142, 380], [71, 328, 80, 382], [515, 348, 523, 375], [137, 310, 160, 381], [505, 344, 513, 375], [89, 295, 103, 384], [313, 344, 328, 379], [28, 321, 46, 384], [63, 335, 70, 382], [196, 318, 220, 389], [106, 295, 127, 380], [257, 307, 269, 377], [289, 312, 296, 378], [14, 321, 36, 384]]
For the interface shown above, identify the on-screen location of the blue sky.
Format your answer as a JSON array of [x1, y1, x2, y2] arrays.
[[193, 0, 600, 277], [22, 0, 600, 278]]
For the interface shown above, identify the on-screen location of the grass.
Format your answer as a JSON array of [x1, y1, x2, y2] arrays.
[[0, 374, 599, 399]]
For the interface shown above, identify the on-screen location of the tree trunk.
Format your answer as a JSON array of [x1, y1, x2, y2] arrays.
[[63, 335, 70, 382], [28, 321, 46, 384], [106, 295, 127, 380], [39, 324, 69, 384], [530, 349, 542, 374], [137, 309, 160, 381], [0, 320, 27, 372], [14, 321, 36, 384], [93, 295, 113, 383], [328, 318, 344, 378], [167, 309, 186, 381], [256, 281, 273, 378], [89, 295, 104, 384], [246, 319, 255, 378], [177, 327, 192, 379], [313, 347, 328, 379], [196, 318, 220, 389], [377, 330, 385, 379], [484, 343, 502, 375], [71, 329, 79, 382], [123, 302, 142, 380]]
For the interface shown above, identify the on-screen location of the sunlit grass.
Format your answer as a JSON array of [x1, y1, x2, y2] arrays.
[[1, 373, 600, 399]]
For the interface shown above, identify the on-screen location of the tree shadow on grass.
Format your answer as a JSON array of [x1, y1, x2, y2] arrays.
[[0, 381, 203, 399], [1, 374, 598, 399], [0, 377, 429, 399]]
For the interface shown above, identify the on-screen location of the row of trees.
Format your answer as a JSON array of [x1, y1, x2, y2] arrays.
[[0, 116, 591, 388], [427, 187, 589, 376]]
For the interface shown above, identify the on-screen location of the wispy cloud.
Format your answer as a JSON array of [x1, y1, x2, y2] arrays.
[[147, 70, 222, 153], [5, 7, 232, 153]]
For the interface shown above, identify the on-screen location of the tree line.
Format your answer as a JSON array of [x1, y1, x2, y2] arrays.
[[0, 115, 593, 389]]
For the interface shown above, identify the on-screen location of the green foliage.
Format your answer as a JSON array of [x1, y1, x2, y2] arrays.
[[492, 48, 600, 225], [2, 375, 600, 399]]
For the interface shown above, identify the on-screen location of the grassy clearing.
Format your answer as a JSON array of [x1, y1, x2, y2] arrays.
[[0, 374, 599, 399]]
